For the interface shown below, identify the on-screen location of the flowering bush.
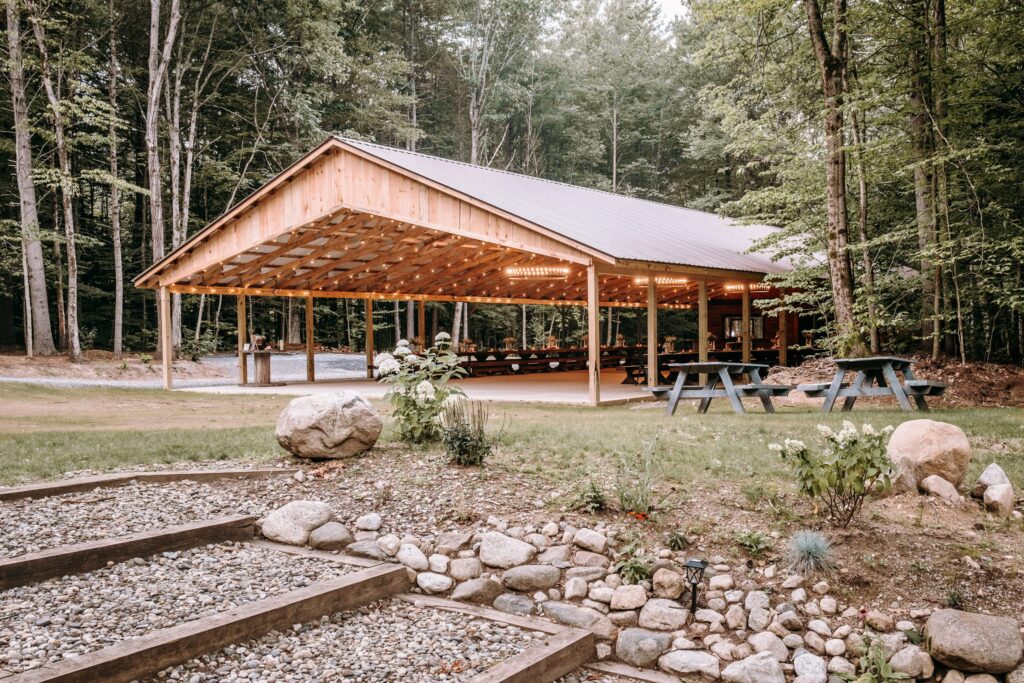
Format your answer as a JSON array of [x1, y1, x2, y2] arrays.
[[375, 333, 465, 443], [770, 421, 896, 528]]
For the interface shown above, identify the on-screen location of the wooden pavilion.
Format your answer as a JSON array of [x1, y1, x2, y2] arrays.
[[134, 137, 795, 405]]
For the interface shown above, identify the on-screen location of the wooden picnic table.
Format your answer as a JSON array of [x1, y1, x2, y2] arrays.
[[650, 361, 791, 415], [798, 356, 947, 412]]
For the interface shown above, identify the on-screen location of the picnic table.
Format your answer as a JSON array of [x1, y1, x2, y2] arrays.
[[798, 356, 947, 412], [648, 362, 791, 415]]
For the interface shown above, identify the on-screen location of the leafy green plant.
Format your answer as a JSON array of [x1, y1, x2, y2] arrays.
[[771, 421, 897, 528], [612, 555, 652, 584], [736, 530, 773, 558], [786, 530, 834, 575], [439, 397, 493, 466], [181, 331, 218, 362], [571, 479, 609, 514], [667, 530, 690, 551], [376, 333, 465, 443], [615, 439, 661, 518], [945, 588, 967, 610], [140, 354, 153, 365], [845, 639, 910, 682]]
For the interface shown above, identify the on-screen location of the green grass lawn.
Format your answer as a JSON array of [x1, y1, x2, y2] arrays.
[[1, 381, 1022, 488]]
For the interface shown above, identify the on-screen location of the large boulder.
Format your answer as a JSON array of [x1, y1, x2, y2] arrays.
[[658, 649, 720, 680], [616, 628, 672, 668], [924, 609, 1023, 674], [260, 500, 333, 545], [275, 392, 382, 459], [479, 532, 537, 569], [887, 419, 971, 488]]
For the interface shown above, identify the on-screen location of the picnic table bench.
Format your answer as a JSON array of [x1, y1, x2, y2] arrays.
[[798, 356, 946, 412], [648, 362, 791, 415]]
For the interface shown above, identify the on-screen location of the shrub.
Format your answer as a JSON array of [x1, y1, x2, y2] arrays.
[[571, 479, 609, 514], [615, 440, 661, 518], [771, 421, 896, 528], [439, 397, 492, 466], [850, 638, 910, 682], [376, 333, 465, 443], [181, 331, 218, 362], [787, 530, 835, 575], [735, 530, 773, 558], [612, 555, 652, 584]]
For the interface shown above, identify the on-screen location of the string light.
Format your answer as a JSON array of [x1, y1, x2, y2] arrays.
[[634, 276, 689, 286], [505, 266, 570, 281]]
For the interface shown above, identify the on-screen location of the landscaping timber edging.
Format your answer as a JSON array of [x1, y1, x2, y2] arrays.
[[394, 593, 564, 634], [7, 563, 409, 683], [246, 539, 383, 567], [585, 661, 685, 683], [0, 468, 296, 502], [0, 515, 255, 590], [468, 628, 595, 683]]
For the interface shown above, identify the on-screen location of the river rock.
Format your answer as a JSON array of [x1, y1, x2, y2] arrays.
[[542, 602, 616, 640], [493, 593, 535, 616], [889, 645, 934, 678], [974, 463, 1011, 497], [396, 543, 429, 571], [921, 475, 961, 502], [610, 585, 648, 610], [722, 651, 787, 683], [450, 577, 502, 604], [749, 631, 788, 662], [308, 521, 353, 550], [260, 500, 333, 545], [275, 392, 382, 458], [887, 419, 971, 487], [659, 649, 720, 679], [924, 609, 1023, 674], [502, 565, 561, 591], [416, 572, 453, 594], [572, 528, 608, 553], [638, 599, 689, 631], [479, 532, 536, 568], [984, 484, 1015, 517], [616, 628, 672, 668], [653, 568, 685, 599]]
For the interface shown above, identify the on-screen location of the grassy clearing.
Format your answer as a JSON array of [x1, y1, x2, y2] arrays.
[[1, 381, 1022, 489]]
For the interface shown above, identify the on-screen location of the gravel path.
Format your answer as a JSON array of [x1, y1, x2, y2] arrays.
[[0, 542, 353, 674], [149, 599, 541, 682], [2, 453, 551, 557]]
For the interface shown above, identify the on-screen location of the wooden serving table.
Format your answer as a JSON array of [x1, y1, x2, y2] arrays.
[[244, 350, 286, 387]]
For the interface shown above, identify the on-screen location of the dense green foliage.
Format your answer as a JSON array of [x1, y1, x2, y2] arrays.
[[376, 333, 464, 442], [2, 0, 1021, 362]]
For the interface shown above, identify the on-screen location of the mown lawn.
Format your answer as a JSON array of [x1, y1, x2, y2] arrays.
[[1, 381, 1022, 488]]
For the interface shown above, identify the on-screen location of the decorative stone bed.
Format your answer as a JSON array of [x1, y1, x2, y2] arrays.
[[146, 598, 542, 682], [0, 542, 356, 674]]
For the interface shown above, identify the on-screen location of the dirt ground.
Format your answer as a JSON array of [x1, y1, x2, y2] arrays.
[[0, 351, 231, 381]]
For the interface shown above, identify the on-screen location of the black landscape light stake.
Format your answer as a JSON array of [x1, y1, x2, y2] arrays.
[[684, 558, 708, 613]]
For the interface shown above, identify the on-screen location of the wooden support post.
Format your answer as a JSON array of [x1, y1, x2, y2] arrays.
[[237, 295, 248, 385], [159, 286, 172, 390], [305, 294, 315, 382], [647, 278, 658, 387], [587, 265, 601, 406], [741, 283, 751, 363], [365, 298, 375, 379], [418, 301, 426, 348], [778, 307, 789, 367], [698, 280, 709, 385]]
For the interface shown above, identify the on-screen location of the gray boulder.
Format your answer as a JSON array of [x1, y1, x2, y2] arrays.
[[974, 463, 1011, 497], [308, 521, 353, 550], [542, 602, 616, 640], [925, 609, 1023, 674], [493, 593, 535, 616], [616, 628, 672, 668], [638, 599, 689, 631], [260, 500, 333, 545], [887, 419, 971, 487], [722, 651, 786, 683], [659, 649, 720, 680], [502, 565, 561, 591], [479, 532, 536, 568], [275, 392, 382, 459], [451, 578, 501, 604]]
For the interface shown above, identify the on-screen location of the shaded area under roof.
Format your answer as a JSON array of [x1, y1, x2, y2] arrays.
[[340, 136, 788, 275]]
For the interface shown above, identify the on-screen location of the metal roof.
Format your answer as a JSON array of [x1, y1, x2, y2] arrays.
[[340, 137, 789, 275]]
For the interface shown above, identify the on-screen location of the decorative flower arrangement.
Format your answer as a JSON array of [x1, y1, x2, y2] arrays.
[[375, 333, 465, 443]]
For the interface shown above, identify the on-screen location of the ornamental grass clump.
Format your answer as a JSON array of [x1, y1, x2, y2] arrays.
[[438, 396, 492, 466], [787, 530, 835, 575], [771, 421, 896, 528], [375, 332, 465, 443]]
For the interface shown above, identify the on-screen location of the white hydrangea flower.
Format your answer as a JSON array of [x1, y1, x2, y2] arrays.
[[435, 332, 451, 342], [374, 352, 395, 368], [397, 339, 410, 348], [783, 438, 806, 450], [394, 345, 411, 357], [861, 423, 877, 435], [377, 357, 400, 375], [816, 424, 835, 438], [768, 443, 783, 452], [414, 380, 436, 402], [405, 354, 420, 363]]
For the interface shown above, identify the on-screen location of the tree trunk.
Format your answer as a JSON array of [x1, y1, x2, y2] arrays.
[[108, 1, 124, 359], [6, 0, 56, 356], [26, 5, 81, 360], [287, 298, 302, 344], [53, 233, 67, 351], [803, 0, 866, 356], [452, 301, 463, 350]]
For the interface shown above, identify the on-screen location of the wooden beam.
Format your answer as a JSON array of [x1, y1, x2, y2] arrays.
[[698, 279, 709, 386], [587, 264, 600, 406], [468, 628, 595, 683], [0, 516, 254, 590], [778, 306, 789, 367], [647, 278, 657, 387], [365, 298, 374, 379], [305, 294, 315, 382], [159, 286, 172, 390], [12, 564, 409, 683], [741, 283, 751, 363], [0, 468, 296, 502], [417, 300, 426, 347], [237, 295, 248, 384]]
